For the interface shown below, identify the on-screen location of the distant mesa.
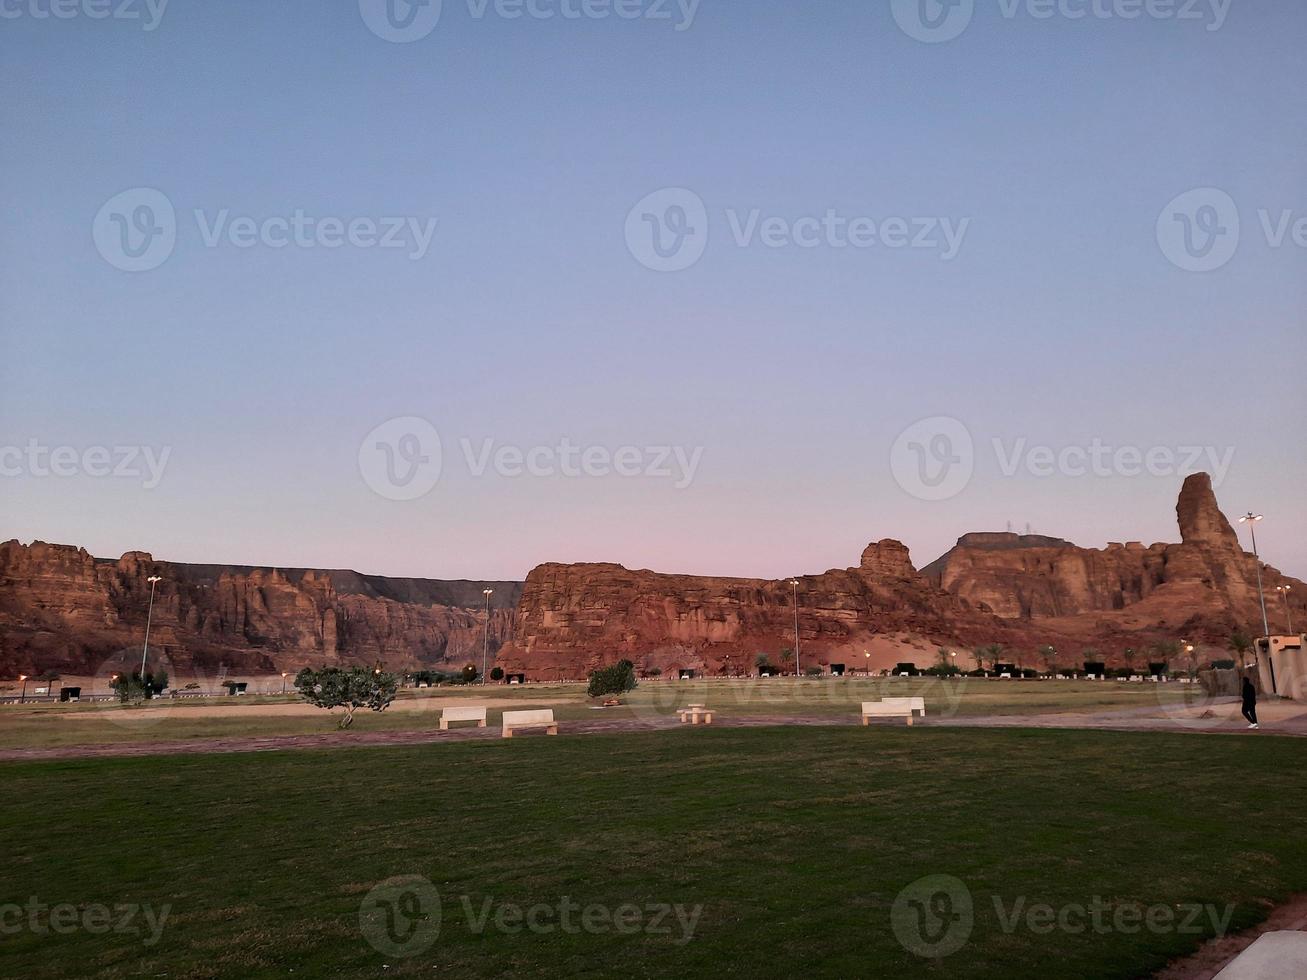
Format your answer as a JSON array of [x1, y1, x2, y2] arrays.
[[2, 473, 1301, 678]]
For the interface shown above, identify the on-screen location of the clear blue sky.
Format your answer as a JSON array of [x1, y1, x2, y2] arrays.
[[2, 0, 1304, 582]]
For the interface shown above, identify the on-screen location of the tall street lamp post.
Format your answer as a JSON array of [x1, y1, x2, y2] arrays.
[[1237, 513, 1275, 694], [140, 575, 163, 679], [1237, 514, 1270, 638], [482, 588, 494, 684], [789, 579, 800, 677]]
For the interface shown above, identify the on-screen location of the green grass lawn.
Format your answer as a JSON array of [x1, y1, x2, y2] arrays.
[[0, 679, 1202, 751], [2, 727, 1302, 979]]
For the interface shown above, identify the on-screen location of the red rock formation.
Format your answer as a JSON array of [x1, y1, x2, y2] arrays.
[[923, 473, 1302, 648], [0, 540, 519, 678], [4, 474, 1301, 680], [499, 474, 1304, 677], [496, 541, 1021, 680]]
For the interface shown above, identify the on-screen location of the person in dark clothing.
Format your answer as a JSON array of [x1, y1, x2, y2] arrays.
[[1241, 677, 1259, 729]]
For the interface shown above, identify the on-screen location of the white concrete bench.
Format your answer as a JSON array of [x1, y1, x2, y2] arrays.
[[440, 705, 488, 730], [862, 698, 926, 726], [677, 705, 713, 725], [502, 708, 558, 738]]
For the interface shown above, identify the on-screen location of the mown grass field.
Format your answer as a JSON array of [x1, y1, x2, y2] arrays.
[[0, 678, 1201, 750], [2, 727, 1303, 979]]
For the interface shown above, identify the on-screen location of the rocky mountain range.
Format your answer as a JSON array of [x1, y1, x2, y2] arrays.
[[2, 474, 1301, 679], [0, 541, 519, 679]]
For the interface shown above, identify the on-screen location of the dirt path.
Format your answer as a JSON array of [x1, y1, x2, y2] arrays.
[[50, 696, 536, 720], [4, 707, 1306, 762]]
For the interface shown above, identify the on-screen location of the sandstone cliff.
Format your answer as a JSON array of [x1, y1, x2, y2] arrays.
[[495, 539, 1026, 680], [922, 473, 1301, 643], [497, 474, 1303, 677], [4, 474, 1300, 679], [0, 540, 520, 677]]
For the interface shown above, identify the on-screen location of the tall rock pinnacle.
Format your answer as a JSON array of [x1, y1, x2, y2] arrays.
[[1176, 472, 1240, 550]]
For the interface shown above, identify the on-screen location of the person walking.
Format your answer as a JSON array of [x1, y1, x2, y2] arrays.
[[1241, 676, 1259, 730]]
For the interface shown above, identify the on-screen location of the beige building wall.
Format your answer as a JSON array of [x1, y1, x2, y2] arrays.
[[1255, 635, 1306, 700]]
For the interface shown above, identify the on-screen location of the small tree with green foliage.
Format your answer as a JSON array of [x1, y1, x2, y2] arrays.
[[489, 666, 504, 682], [461, 663, 479, 684], [294, 666, 398, 729], [1036, 645, 1058, 675], [587, 659, 637, 699], [112, 669, 168, 703]]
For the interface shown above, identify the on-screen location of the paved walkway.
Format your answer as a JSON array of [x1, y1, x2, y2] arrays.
[[1154, 894, 1307, 980]]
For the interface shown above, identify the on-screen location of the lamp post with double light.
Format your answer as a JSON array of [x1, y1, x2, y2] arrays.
[[140, 574, 163, 679], [789, 579, 800, 677], [482, 588, 494, 684], [1237, 514, 1270, 638], [1237, 513, 1276, 693]]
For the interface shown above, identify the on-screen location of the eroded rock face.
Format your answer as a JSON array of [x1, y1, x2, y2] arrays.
[[497, 474, 1304, 677], [1176, 472, 1241, 550], [860, 539, 917, 579], [920, 533, 1170, 619], [920, 473, 1301, 643], [0, 540, 519, 677], [5, 474, 1302, 679], [495, 547, 1018, 679]]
